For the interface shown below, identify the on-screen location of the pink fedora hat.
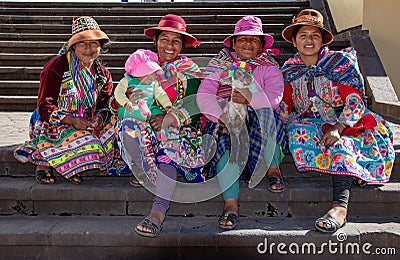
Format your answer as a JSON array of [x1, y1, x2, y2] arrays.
[[125, 49, 161, 78], [144, 14, 200, 48], [223, 16, 274, 48]]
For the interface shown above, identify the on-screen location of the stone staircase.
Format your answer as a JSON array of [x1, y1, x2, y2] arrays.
[[0, 0, 352, 111], [0, 1, 399, 259]]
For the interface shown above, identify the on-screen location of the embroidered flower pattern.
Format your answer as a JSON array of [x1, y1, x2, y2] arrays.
[[301, 150, 313, 165], [315, 153, 330, 169], [293, 148, 304, 164], [293, 128, 310, 144]]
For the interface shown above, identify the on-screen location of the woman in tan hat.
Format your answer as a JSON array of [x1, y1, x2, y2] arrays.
[[14, 17, 126, 184], [279, 9, 394, 233], [113, 14, 204, 238], [197, 15, 287, 230]]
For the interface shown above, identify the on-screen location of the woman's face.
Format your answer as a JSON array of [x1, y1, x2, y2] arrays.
[[74, 40, 101, 68], [232, 35, 263, 60], [156, 31, 183, 61], [293, 25, 323, 64]]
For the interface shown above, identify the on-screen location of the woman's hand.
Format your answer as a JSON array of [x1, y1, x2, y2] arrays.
[[61, 115, 90, 131], [126, 88, 146, 105], [89, 115, 104, 131], [231, 89, 251, 105], [319, 122, 346, 147], [149, 114, 165, 131]]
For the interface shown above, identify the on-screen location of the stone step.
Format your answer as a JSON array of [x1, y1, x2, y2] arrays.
[[0, 33, 234, 41], [0, 23, 286, 35], [0, 216, 400, 259], [0, 96, 36, 111], [0, 14, 293, 25], [0, 1, 309, 8], [0, 176, 399, 218], [0, 3, 309, 17], [0, 39, 294, 54], [0, 215, 399, 259], [0, 81, 38, 96]]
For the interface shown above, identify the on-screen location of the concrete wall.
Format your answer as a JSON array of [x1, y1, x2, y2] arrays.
[[363, 0, 400, 98], [327, 0, 363, 32], [327, 0, 400, 98]]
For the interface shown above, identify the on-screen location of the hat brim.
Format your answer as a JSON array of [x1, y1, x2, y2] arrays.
[[127, 61, 162, 78], [282, 23, 333, 45], [223, 31, 274, 49], [68, 30, 110, 49], [144, 27, 199, 47]]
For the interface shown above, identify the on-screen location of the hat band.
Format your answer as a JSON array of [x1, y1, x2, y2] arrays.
[[235, 26, 263, 34], [158, 20, 187, 32], [293, 15, 323, 27]]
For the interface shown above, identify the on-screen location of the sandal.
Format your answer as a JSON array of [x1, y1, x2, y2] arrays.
[[65, 173, 83, 185], [35, 169, 55, 184], [135, 218, 163, 238], [267, 176, 286, 193], [315, 213, 346, 233], [218, 213, 239, 230]]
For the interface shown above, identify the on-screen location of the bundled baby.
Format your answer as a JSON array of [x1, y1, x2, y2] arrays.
[[114, 49, 172, 121]]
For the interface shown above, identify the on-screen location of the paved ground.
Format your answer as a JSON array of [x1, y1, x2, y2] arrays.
[[1, 112, 399, 148]]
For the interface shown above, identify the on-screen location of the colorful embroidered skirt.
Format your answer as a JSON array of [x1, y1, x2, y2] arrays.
[[14, 111, 128, 178], [287, 115, 394, 183], [117, 118, 205, 185]]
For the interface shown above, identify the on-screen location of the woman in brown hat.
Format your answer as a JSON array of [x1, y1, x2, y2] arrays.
[[279, 9, 394, 233], [14, 17, 127, 184], [113, 14, 204, 238]]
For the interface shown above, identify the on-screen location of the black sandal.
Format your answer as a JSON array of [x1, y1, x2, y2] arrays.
[[135, 218, 163, 238], [35, 169, 55, 184], [218, 213, 239, 230], [65, 173, 83, 185], [315, 214, 346, 233], [267, 176, 286, 193]]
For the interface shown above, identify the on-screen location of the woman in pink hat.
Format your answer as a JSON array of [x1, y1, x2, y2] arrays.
[[197, 16, 287, 229], [14, 17, 126, 184], [112, 14, 205, 238], [279, 9, 394, 233]]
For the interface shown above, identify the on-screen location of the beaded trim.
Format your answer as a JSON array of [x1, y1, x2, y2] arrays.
[[72, 17, 101, 35]]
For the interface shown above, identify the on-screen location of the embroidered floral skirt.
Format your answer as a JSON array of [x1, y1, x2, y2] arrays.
[[117, 118, 205, 185], [287, 116, 394, 183], [14, 111, 127, 178]]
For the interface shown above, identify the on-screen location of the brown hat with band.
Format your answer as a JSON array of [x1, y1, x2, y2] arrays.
[[282, 9, 333, 45], [144, 14, 200, 48], [67, 16, 110, 49]]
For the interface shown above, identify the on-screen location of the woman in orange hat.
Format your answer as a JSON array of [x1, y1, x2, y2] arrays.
[[14, 17, 126, 184], [279, 9, 394, 233], [112, 14, 204, 238]]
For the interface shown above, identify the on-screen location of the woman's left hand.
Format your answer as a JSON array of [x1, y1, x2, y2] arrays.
[[232, 89, 251, 105], [319, 123, 346, 147], [149, 114, 165, 131], [89, 115, 104, 131]]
